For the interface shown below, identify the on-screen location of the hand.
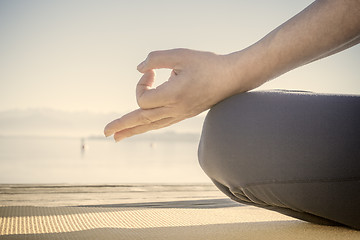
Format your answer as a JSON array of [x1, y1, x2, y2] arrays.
[[105, 0, 360, 142], [104, 48, 247, 142]]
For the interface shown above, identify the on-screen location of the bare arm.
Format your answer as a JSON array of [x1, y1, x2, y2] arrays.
[[226, 0, 360, 91], [104, 0, 360, 141]]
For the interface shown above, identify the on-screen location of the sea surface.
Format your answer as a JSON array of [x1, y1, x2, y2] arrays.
[[0, 134, 210, 184]]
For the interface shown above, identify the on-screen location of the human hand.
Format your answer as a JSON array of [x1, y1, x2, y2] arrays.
[[104, 48, 247, 142], [107, 0, 360, 142]]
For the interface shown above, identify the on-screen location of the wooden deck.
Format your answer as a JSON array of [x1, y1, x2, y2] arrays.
[[0, 184, 239, 208]]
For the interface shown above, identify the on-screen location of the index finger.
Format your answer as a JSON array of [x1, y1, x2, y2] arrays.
[[137, 48, 188, 73]]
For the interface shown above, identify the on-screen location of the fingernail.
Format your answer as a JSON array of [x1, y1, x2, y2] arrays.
[[137, 60, 146, 71], [114, 136, 123, 142], [104, 129, 112, 137]]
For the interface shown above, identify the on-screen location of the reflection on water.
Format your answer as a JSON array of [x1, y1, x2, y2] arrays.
[[0, 136, 210, 184]]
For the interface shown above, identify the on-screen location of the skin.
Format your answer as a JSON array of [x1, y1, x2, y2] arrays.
[[104, 0, 360, 142]]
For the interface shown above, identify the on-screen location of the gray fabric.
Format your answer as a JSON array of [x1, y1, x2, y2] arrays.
[[198, 90, 360, 229]]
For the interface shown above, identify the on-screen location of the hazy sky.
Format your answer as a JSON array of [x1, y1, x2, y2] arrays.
[[1, 0, 359, 113]]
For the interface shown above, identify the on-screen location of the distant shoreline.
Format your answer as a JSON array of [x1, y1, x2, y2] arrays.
[[0, 131, 201, 142]]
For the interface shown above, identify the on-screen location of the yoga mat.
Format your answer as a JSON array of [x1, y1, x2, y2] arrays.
[[1, 205, 359, 240]]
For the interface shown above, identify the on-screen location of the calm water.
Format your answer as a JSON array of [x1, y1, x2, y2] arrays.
[[0, 136, 210, 184]]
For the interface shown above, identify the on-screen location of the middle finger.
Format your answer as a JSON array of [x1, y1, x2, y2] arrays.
[[104, 107, 172, 137]]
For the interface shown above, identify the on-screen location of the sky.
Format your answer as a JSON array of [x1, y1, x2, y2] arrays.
[[0, 0, 359, 114]]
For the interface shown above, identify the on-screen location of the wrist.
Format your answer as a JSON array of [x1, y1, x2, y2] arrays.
[[225, 44, 272, 93]]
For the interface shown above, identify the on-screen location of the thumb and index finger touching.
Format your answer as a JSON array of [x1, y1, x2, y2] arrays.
[[136, 49, 185, 109], [104, 49, 186, 138], [137, 49, 185, 73]]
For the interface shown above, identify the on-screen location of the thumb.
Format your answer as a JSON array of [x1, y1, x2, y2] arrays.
[[137, 48, 187, 73]]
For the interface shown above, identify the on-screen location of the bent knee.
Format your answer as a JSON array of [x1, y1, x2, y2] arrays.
[[198, 93, 255, 187], [198, 91, 360, 187]]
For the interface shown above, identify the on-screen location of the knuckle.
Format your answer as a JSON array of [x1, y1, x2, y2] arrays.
[[136, 98, 146, 108], [151, 121, 162, 129], [151, 118, 171, 130], [137, 99, 153, 110], [173, 48, 191, 57], [139, 112, 152, 124], [147, 51, 159, 61]]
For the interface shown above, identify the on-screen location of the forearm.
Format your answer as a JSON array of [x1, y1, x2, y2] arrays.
[[229, 0, 360, 91]]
